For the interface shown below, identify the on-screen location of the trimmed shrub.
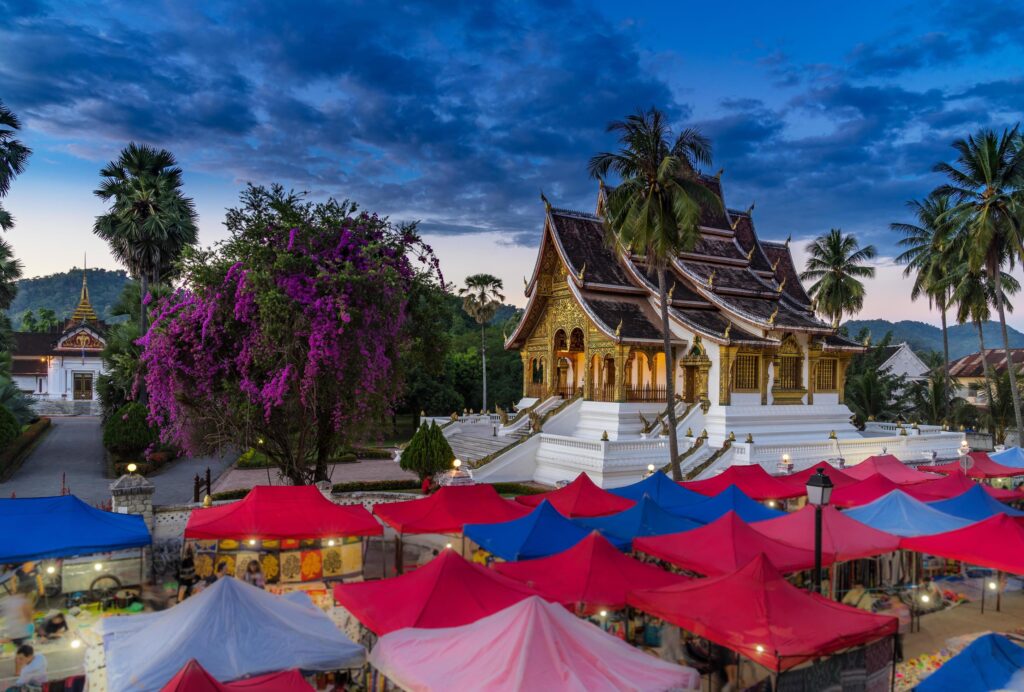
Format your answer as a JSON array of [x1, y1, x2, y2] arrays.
[[332, 479, 420, 493], [350, 446, 394, 460], [399, 421, 454, 481], [103, 402, 159, 455], [0, 406, 19, 452], [0, 417, 51, 480]]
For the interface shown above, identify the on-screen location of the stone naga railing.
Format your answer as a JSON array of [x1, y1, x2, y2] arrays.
[[471, 392, 584, 469]]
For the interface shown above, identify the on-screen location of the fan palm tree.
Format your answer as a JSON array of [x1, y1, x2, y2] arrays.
[[588, 107, 720, 480], [893, 193, 956, 420], [0, 100, 31, 232], [800, 229, 877, 328], [459, 274, 505, 412], [935, 126, 1024, 440], [94, 143, 198, 334]]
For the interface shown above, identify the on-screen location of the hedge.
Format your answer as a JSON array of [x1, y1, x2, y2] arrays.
[[209, 479, 547, 502], [103, 403, 159, 455], [0, 407, 19, 452], [0, 417, 52, 481]]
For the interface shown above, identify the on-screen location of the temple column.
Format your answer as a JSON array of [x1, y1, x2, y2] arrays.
[[807, 345, 821, 406], [718, 345, 737, 406], [521, 351, 531, 398], [614, 347, 629, 402], [837, 354, 851, 404], [759, 351, 772, 405]]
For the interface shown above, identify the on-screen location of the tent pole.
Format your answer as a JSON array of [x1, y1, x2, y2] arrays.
[[395, 534, 403, 576], [890, 634, 897, 692], [981, 568, 986, 614], [997, 570, 1002, 612]]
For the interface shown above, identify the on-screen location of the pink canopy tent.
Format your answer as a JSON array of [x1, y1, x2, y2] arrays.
[[681, 464, 804, 501], [754, 505, 900, 563], [373, 484, 530, 534], [829, 473, 902, 508], [900, 513, 1024, 575], [493, 532, 688, 613], [369, 596, 699, 692], [332, 549, 539, 635], [779, 462, 858, 493], [905, 470, 1024, 502], [160, 660, 310, 692], [929, 452, 1024, 480], [628, 555, 899, 672], [633, 511, 817, 575], [515, 473, 635, 517], [844, 455, 942, 485]]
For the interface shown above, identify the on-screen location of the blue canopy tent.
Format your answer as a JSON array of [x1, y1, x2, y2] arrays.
[[464, 500, 628, 561], [0, 495, 151, 563], [928, 485, 1024, 522], [609, 471, 706, 513], [991, 447, 1024, 468], [844, 490, 973, 537], [578, 494, 701, 548], [673, 485, 784, 525], [917, 633, 1024, 692]]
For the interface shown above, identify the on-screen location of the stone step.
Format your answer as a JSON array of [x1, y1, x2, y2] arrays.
[[447, 433, 514, 462]]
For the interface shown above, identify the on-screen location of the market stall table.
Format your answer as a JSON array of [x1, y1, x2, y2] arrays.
[[514, 473, 634, 517]]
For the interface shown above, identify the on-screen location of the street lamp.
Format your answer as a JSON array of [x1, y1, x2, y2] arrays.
[[645, 464, 655, 479], [805, 468, 833, 596]]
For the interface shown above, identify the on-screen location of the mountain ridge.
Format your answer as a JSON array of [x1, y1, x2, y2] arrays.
[[842, 318, 1024, 361]]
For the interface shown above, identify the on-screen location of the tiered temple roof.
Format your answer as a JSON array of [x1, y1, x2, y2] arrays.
[[507, 176, 863, 352]]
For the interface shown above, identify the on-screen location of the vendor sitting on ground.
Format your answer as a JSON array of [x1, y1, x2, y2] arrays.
[[12, 644, 47, 689], [841, 582, 874, 611], [36, 611, 68, 640]]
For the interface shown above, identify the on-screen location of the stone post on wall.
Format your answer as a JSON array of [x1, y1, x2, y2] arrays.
[[110, 471, 156, 578]]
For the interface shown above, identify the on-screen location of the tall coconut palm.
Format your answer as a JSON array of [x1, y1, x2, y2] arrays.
[[459, 274, 505, 412], [94, 143, 198, 334], [893, 194, 956, 421], [800, 229, 877, 328], [588, 107, 719, 481], [935, 126, 1024, 440], [0, 100, 31, 232]]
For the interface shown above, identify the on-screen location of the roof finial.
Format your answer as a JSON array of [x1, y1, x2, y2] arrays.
[[777, 277, 786, 293], [723, 323, 731, 339], [70, 252, 98, 324], [707, 270, 716, 289], [771, 258, 780, 272], [730, 217, 740, 231], [767, 306, 779, 326], [540, 190, 551, 211], [784, 233, 791, 247], [746, 246, 755, 261], [715, 168, 724, 179], [615, 319, 622, 338], [667, 283, 675, 301], [577, 262, 586, 281], [746, 202, 755, 216]]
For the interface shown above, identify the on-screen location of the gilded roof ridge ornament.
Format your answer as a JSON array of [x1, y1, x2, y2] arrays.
[[540, 190, 552, 211], [771, 258, 780, 272], [577, 262, 586, 281], [715, 167, 724, 179], [767, 306, 779, 326], [706, 270, 716, 289], [615, 319, 623, 338], [784, 234, 792, 248], [667, 283, 675, 301], [777, 277, 787, 293], [746, 201, 755, 216], [746, 246, 755, 261], [723, 323, 731, 339]]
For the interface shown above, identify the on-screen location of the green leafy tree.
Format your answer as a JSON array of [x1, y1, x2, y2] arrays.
[[0, 100, 31, 232], [801, 229, 876, 328], [0, 380, 35, 425], [102, 402, 159, 456], [0, 405, 19, 451], [18, 308, 58, 333], [399, 421, 454, 481], [936, 126, 1024, 440], [588, 107, 719, 481], [458, 274, 505, 413]]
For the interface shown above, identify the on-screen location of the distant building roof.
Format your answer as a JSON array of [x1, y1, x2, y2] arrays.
[[949, 349, 1024, 379]]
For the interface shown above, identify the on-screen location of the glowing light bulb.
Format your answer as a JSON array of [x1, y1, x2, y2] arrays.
[[445, 543, 453, 549], [126, 463, 137, 473], [647, 464, 655, 472], [93, 563, 103, 571], [755, 644, 765, 653], [46, 565, 56, 575], [989, 581, 998, 591], [70, 639, 82, 649], [920, 594, 930, 603], [248, 539, 256, 546], [327, 540, 336, 547], [766, 500, 776, 508], [453, 459, 462, 469], [599, 610, 608, 618]]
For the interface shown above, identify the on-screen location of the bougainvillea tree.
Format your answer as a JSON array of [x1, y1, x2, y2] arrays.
[[141, 188, 439, 484]]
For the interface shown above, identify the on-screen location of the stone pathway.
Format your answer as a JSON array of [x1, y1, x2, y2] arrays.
[[0, 416, 233, 506], [211, 458, 417, 494]]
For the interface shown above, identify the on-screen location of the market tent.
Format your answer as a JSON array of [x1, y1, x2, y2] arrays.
[[102, 577, 362, 691], [515, 473, 634, 517], [929, 451, 1024, 479], [844, 454, 942, 485], [672, 485, 785, 524], [778, 462, 858, 493], [916, 633, 1024, 692], [578, 494, 702, 547], [927, 485, 1024, 521], [0, 494, 150, 563], [184, 485, 382, 540], [754, 505, 900, 563], [901, 513, 1024, 575], [161, 660, 311, 692], [369, 596, 697, 692], [681, 464, 804, 501], [844, 490, 974, 537], [906, 470, 1023, 502], [829, 473, 901, 508], [332, 549, 539, 635], [373, 484, 530, 534], [628, 555, 898, 672], [990, 446, 1024, 468], [493, 532, 688, 612], [465, 500, 628, 561], [634, 511, 817, 576], [609, 471, 706, 513]]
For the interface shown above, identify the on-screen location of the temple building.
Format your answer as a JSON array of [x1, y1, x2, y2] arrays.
[[11, 270, 107, 413]]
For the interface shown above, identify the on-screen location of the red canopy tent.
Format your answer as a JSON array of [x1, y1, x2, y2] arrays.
[[829, 474, 902, 508], [904, 470, 1023, 502], [753, 505, 900, 563], [332, 549, 539, 634], [184, 485, 382, 539], [374, 484, 530, 534], [779, 462, 858, 493], [900, 513, 1024, 575], [514, 473, 634, 517], [928, 452, 1024, 480], [633, 511, 817, 576], [681, 464, 804, 501], [493, 531, 687, 613], [844, 455, 942, 485], [161, 660, 310, 692], [628, 554, 898, 672]]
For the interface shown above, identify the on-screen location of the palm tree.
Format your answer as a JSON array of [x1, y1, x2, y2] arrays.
[[459, 274, 505, 412], [893, 194, 956, 420], [0, 237, 23, 311], [935, 126, 1024, 440], [800, 229, 877, 328], [588, 107, 719, 481], [0, 100, 31, 232], [94, 143, 198, 334]]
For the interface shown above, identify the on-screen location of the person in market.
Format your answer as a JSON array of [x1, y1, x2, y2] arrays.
[[10, 643, 47, 690], [1, 583, 34, 646], [177, 544, 198, 601], [36, 611, 67, 641], [242, 560, 265, 589], [205, 561, 230, 586]]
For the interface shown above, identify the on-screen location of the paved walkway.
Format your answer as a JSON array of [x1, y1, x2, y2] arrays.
[[0, 416, 233, 506], [212, 457, 417, 494]]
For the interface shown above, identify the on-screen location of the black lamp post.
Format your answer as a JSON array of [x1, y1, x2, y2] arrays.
[[806, 468, 834, 596]]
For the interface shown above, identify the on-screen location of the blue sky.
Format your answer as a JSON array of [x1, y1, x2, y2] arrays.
[[2, 0, 1024, 325]]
